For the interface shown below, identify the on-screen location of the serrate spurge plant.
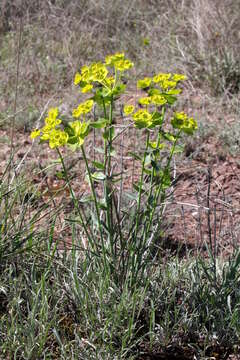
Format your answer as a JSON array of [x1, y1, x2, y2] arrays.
[[30, 52, 197, 286]]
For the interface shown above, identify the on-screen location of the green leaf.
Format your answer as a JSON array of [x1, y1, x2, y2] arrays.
[[80, 122, 90, 137], [102, 127, 115, 140], [151, 112, 163, 126], [92, 161, 105, 170], [151, 160, 161, 171], [55, 171, 64, 179], [67, 135, 78, 144], [111, 177, 121, 183], [145, 154, 152, 166], [93, 91, 111, 106], [161, 169, 171, 189], [148, 88, 161, 96], [162, 132, 176, 142], [97, 200, 107, 210], [92, 172, 106, 181], [90, 118, 108, 128], [64, 124, 75, 137], [129, 152, 142, 161], [132, 183, 141, 192], [111, 171, 123, 178], [162, 93, 177, 105], [67, 143, 79, 151], [143, 167, 152, 175], [94, 147, 105, 154], [166, 89, 182, 95], [79, 195, 94, 203], [172, 144, 184, 154], [111, 84, 126, 97]]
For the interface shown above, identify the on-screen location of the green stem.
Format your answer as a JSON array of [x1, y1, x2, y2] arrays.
[[101, 98, 113, 252], [102, 98, 108, 172], [144, 130, 182, 242], [81, 145, 108, 270], [134, 130, 150, 240], [107, 95, 114, 174], [107, 96, 114, 245], [147, 107, 165, 201], [56, 148, 94, 251]]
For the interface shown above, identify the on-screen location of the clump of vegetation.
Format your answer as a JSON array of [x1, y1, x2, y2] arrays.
[[30, 52, 196, 287]]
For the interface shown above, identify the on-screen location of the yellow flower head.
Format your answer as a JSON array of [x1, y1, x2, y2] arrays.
[[40, 124, 53, 140], [91, 64, 108, 82], [30, 129, 41, 139], [132, 109, 152, 128], [48, 107, 58, 120], [81, 84, 93, 93], [105, 76, 115, 88], [172, 74, 187, 82], [114, 59, 134, 72], [105, 52, 125, 66], [160, 80, 177, 91], [49, 129, 69, 149], [74, 72, 82, 85], [133, 109, 152, 121], [182, 117, 198, 135], [72, 99, 94, 118], [138, 97, 152, 106], [137, 77, 152, 89], [80, 65, 91, 82], [150, 94, 167, 106], [67, 120, 90, 146], [81, 99, 94, 114], [72, 106, 82, 118], [123, 104, 135, 115], [172, 111, 188, 126], [171, 112, 197, 135], [45, 117, 61, 128], [153, 73, 171, 83], [69, 120, 89, 137]]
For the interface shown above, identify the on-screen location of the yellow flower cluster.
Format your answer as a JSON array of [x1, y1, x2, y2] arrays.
[[105, 52, 125, 66], [30, 108, 68, 149], [137, 72, 187, 93], [172, 74, 187, 82], [47, 129, 69, 149], [123, 105, 135, 115], [153, 73, 171, 83], [105, 52, 134, 71], [67, 120, 90, 147], [74, 52, 134, 95], [137, 77, 152, 89], [74, 62, 109, 92], [171, 112, 197, 135], [72, 99, 94, 118], [138, 97, 152, 105], [132, 109, 153, 129], [138, 94, 167, 106], [127, 72, 197, 133], [153, 73, 187, 91]]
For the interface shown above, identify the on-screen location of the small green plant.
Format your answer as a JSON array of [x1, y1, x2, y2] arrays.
[[30, 52, 197, 287]]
